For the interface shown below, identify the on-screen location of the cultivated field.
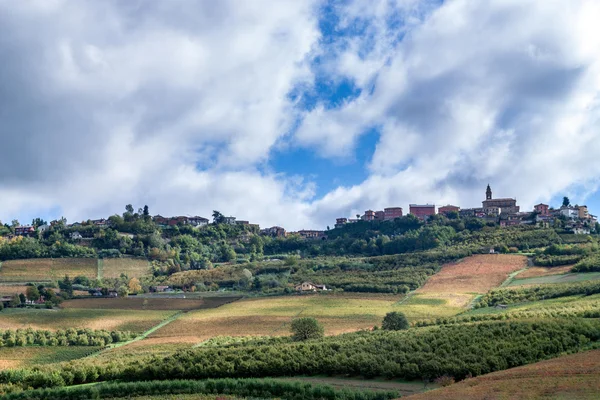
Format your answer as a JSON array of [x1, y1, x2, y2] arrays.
[[507, 272, 600, 287], [0, 346, 99, 370], [60, 296, 241, 311], [150, 293, 462, 342], [407, 349, 600, 399], [0, 308, 177, 332], [407, 254, 528, 308], [0, 258, 97, 282], [101, 258, 151, 279], [0, 284, 30, 296], [418, 254, 527, 295]]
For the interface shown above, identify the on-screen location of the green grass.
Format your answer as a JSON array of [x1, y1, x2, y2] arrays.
[[507, 272, 600, 286], [462, 293, 600, 316]]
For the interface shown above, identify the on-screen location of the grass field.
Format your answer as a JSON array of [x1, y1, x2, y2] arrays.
[[150, 293, 463, 342], [102, 258, 151, 279], [463, 292, 600, 316], [0, 308, 177, 332], [515, 265, 574, 279], [0, 346, 99, 370], [0, 258, 98, 282], [407, 349, 600, 399], [60, 297, 240, 311], [507, 272, 600, 287]]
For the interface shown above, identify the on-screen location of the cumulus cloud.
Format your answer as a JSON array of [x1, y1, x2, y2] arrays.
[[0, 0, 320, 228], [298, 0, 600, 224], [1, 0, 600, 230]]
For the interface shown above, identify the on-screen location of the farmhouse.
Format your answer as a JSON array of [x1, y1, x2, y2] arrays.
[[295, 282, 327, 292]]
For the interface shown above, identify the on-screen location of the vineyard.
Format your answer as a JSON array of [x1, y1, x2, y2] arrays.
[[0, 259, 97, 282]]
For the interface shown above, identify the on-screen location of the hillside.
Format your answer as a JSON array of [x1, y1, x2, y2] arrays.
[[407, 349, 600, 400]]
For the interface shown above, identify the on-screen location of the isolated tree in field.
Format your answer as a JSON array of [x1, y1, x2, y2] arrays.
[[562, 197, 570, 207], [26, 286, 40, 301], [382, 311, 409, 331], [290, 317, 324, 341], [128, 278, 142, 294]]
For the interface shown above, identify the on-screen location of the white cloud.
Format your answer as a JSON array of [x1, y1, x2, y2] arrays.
[[2, 0, 600, 231], [297, 0, 600, 224]]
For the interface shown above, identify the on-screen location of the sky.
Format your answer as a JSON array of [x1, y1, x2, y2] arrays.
[[1, 0, 600, 230]]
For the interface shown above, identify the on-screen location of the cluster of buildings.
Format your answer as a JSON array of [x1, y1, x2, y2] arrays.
[[333, 185, 598, 234]]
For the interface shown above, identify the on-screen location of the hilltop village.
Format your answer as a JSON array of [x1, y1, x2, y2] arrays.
[[1, 185, 598, 244], [334, 185, 597, 235]]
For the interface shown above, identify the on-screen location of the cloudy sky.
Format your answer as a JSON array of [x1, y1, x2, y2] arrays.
[[1, 0, 600, 230]]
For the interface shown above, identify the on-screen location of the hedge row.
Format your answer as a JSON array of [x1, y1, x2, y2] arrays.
[[0, 329, 134, 348]]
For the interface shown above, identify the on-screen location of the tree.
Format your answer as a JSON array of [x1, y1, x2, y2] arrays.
[[562, 197, 570, 208], [19, 293, 26, 305], [382, 311, 409, 331], [117, 286, 129, 298], [128, 278, 142, 294], [26, 286, 40, 301], [125, 204, 134, 214], [290, 317, 324, 341], [59, 275, 74, 298], [9, 294, 21, 307], [212, 210, 225, 224], [143, 205, 150, 219], [31, 218, 47, 228]]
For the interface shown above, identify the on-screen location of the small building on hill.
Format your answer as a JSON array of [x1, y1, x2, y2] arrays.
[[295, 282, 327, 292]]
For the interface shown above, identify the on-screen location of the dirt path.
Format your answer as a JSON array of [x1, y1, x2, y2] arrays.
[[85, 310, 186, 358]]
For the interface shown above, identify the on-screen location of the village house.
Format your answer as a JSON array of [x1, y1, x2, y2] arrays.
[[188, 216, 209, 227], [438, 205, 460, 216], [409, 204, 436, 220], [70, 231, 83, 240], [92, 218, 109, 228], [334, 218, 348, 229], [297, 230, 326, 240], [534, 203, 550, 216], [383, 207, 403, 220], [223, 216, 237, 225], [261, 226, 286, 237], [362, 210, 376, 221], [14, 226, 35, 236], [294, 282, 327, 292]]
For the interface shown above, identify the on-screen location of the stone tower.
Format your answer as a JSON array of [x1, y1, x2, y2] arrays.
[[486, 184, 492, 200]]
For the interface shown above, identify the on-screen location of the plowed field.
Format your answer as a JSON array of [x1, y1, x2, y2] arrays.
[[419, 254, 527, 295]]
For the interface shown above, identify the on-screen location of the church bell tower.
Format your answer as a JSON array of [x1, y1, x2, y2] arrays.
[[486, 184, 492, 200]]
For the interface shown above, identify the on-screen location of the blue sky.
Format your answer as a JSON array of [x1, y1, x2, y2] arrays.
[[1, 0, 600, 230]]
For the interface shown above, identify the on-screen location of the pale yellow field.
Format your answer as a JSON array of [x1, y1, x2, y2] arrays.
[[0, 308, 177, 332], [102, 258, 151, 279], [0, 258, 97, 282], [150, 293, 464, 342]]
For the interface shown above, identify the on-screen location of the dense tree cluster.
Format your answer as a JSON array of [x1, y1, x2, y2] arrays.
[[0, 328, 133, 347], [2, 320, 598, 389]]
